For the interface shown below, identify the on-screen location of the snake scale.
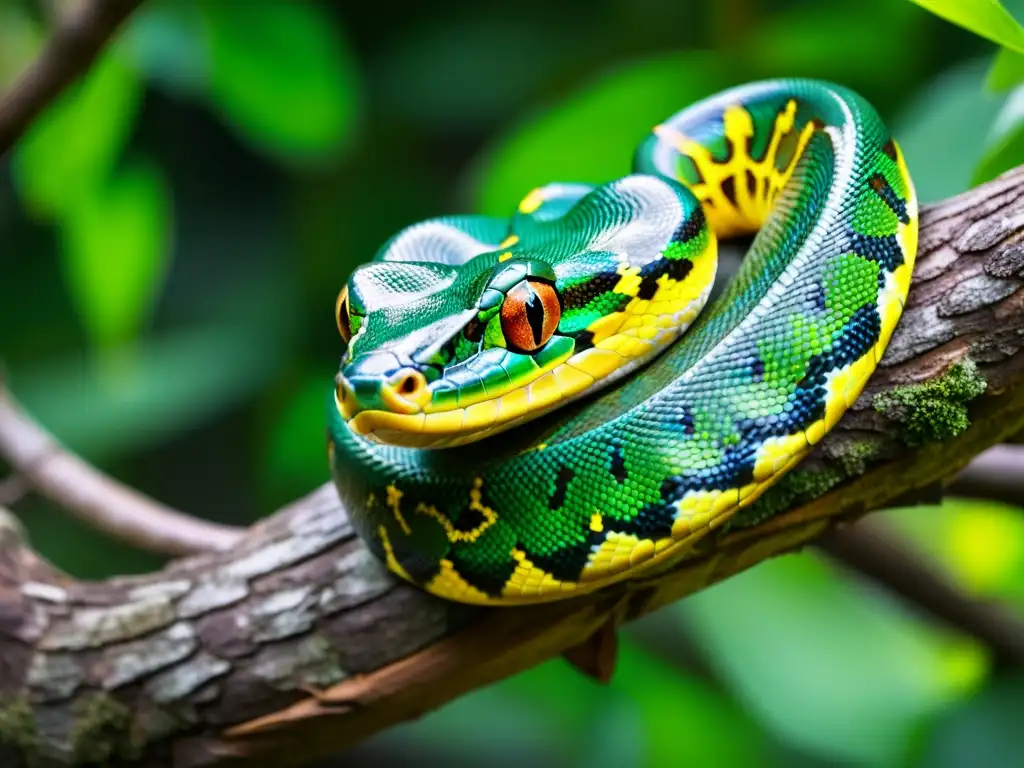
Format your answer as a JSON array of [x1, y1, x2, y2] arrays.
[[328, 79, 918, 605]]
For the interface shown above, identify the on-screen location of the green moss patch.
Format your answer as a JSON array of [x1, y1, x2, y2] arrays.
[[873, 359, 987, 446], [70, 694, 144, 765], [728, 468, 846, 529], [0, 696, 38, 766]]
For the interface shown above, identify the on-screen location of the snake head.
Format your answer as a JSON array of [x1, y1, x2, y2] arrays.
[[334, 175, 714, 449]]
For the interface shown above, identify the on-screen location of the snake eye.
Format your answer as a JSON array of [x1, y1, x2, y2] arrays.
[[500, 279, 561, 353], [336, 286, 352, 343]]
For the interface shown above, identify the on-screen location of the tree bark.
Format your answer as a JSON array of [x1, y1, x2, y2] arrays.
[[0, 168, 1023, 767]]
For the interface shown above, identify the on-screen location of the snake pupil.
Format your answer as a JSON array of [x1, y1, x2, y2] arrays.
[[524, 290, 546, 346]]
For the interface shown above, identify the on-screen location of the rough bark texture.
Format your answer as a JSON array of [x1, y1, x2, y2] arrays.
[[0, 168, 1023, 767]]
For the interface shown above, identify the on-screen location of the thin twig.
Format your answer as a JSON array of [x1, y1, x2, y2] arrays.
[[0, 384, 244, 556], [948, 444, 1023, 508], [818, 519, 1024, 669], [0, 0, 144, 156]]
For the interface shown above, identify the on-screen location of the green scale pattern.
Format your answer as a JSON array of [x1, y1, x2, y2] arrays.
[[329, 78, 917, 602]]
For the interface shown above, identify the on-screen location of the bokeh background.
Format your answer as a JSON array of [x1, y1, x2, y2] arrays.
[[2, 0, 1024, 765]]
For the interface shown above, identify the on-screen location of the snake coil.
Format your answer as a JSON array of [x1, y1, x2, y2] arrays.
[[328, 79, 918, 605]]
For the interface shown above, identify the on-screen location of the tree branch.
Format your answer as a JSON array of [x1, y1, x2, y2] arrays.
[[0, 386, 244, 557], [948, 444, 1023, 508], [817, 518, 1024, 668], [0, 0, 144, 156], [0, 168, 1021, 766]]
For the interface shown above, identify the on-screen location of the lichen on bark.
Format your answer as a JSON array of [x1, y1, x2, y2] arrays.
[[873, 359, 988, 446]]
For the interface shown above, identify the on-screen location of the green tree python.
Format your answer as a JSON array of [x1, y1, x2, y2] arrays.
[[327, 79, 918, 605]]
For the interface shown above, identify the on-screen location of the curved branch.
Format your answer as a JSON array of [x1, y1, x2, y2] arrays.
[[0, 168, 1022, 766], [0, 0, 144, 156], [0, 386, 244, 556]]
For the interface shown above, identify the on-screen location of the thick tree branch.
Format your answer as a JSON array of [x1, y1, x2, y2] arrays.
[[0, 169, 1021, 766], [0, 0, 144, 156], [0, 385, 245, 556]]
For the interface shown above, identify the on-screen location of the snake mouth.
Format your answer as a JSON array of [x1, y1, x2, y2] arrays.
[[335, 374, 538, 449], [335, 367, 431, 422], [337, 340, 575, 448], [342, 393, 535, 449], [337, 345, 659, 449]]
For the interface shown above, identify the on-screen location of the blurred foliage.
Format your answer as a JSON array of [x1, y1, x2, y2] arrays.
[[910, 0, 1024, 52], [2, 0, 1024, 766]]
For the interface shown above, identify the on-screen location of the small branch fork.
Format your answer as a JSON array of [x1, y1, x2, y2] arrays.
[[0, 0, 143, 157], [1, 4, 1023, 765]]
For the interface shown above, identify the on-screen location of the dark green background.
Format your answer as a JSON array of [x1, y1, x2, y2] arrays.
[[2, 0, 1023, 765]]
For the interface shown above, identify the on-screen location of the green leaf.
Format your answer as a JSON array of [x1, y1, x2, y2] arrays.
[[893, 59, 1005, 201], [121, 1, 207, 95], [908, 0, 1024, 52], [469, 52, 737, 217], [11, 50, 141, 217], [198, 0, 360, 163], [986, 47, 1024, 90], [973, 87, 1024, 184], [985, 0, 1024, 89], [680, 553, 986, 766], [59, 159, 172, 349]]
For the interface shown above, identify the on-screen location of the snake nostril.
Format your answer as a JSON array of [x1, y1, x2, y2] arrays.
[[389, 369, 427, 403]]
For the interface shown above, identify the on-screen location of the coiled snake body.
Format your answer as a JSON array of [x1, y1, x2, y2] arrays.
[[328, 79, 918, 605]]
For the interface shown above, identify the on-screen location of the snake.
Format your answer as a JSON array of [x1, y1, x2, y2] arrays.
[[327, 79, 918, 606]]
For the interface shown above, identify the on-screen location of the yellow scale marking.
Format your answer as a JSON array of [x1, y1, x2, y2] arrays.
[[386, 484, 410, 535], [415, 478, 497, 544], [504, 549, 575, 598], [429, 559, 493, 604], [654, 100, 817, 238]]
